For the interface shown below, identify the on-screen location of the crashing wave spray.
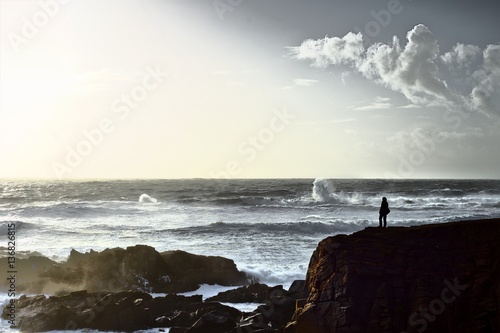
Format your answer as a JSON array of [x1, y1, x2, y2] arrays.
[[139, 193, 158, 203], [312, 178, 336, 202], [312, 178, 365, 204]]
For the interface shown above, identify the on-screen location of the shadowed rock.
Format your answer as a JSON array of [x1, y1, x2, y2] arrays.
[[160, 250, 249, 292], [0, 245, 249, 295], [285, 218, 500, 333], [2, 290, 240, 332]]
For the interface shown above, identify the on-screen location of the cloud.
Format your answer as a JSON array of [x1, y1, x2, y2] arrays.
[[470, 45, 500, 117], [283, 78, 319, 90], [399, 104, 422, 109], [290, 24, 500, 118], [351, 96, 393, 110], [441, 43, 481, 71], [341, 72, 350, 85], [294, 78, 319, 87]]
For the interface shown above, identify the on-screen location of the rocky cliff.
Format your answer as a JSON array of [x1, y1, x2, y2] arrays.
[[286, 218, 500, 333]]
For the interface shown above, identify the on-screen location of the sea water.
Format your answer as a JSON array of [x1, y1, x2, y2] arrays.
[[1, 178, 499, 332]]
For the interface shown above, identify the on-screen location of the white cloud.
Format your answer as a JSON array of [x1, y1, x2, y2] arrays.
[[441, 43, 481, 71], [470, 45, 500, 117], [350, 96, 393, 111], [282, 78, 319, 90], [294, 78, 319, 87], [291, 24, 500, 118], [341, 72, 350, 85], [399, 104, 422, 109]]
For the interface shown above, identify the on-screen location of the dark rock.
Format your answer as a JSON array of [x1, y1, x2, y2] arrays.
[[170, 328, 189, 333], [287, 218, 500, 333], [161, 250, 249, 292], [287, 280, 308, 300], [186, 309, 237, 333], [1, 246, 249, 295], [231, 281, 307, 332], [3, 290, 236, 332], [0, 256, 58, 294], [206, 283, 286, 303]]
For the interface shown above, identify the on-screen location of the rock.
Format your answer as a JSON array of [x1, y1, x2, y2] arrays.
[[186, 310, 237, 333], [0, 256, 58, 294], [160, 250, 249, 292], [60, 245, 172, 293], [206, 283, 286, 303], [286, 280, 308, 300], [287, 218, 500, 333], [232, 281, 309, 332], [1, 246, 249, 295], [3, 290, 237, 332]]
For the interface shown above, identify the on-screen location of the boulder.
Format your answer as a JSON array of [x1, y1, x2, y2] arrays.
[[186, 310, 238, 333], [206, 283, 286, 303], [160, 250, 249, 292]]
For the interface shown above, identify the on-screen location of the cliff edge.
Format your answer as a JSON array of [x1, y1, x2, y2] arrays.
[[286, 219, 500, 333]]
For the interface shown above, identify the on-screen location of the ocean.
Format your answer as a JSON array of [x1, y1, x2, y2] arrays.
[[1, 178, 500, 332]]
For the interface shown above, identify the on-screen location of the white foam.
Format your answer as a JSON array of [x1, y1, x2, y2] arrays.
[[312, 178, 366, 205], [138, 193, 158, 203]]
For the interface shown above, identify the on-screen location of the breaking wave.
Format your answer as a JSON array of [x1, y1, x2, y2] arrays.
[[312, 178, 367, 205], [139, 193, 158, 203]]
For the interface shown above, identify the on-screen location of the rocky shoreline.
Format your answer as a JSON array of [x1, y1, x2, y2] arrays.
[[2, 218, 500, 332]]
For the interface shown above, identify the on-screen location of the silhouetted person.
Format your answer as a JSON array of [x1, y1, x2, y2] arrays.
[[379, 197, 390, 227]]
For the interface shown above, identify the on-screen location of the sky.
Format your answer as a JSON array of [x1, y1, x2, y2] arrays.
[[1, 0, 499, 179]]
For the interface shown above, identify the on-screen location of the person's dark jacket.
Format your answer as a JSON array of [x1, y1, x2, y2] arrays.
[[379, 200, 390, 215]]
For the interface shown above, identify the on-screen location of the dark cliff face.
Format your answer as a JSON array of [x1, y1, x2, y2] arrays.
[[286, 219, 500, 333]]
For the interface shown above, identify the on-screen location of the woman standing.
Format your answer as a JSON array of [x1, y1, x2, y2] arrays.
[[379, 197, 390, 227]]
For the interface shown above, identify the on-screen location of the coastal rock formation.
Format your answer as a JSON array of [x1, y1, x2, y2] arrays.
[[231, 281, 308, 332], [206, 283, 287, 303], [0, 246, 248, 294], [3, 290, 241, 332], [2, 281, 306, 332], [160, 250, 249, 292], [285, 219, 500, 333]]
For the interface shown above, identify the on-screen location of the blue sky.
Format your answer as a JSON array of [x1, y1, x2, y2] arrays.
[[1, 0, 499, 179]]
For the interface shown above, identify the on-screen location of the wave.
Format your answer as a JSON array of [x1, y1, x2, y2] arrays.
[[139, 193, 158, 203], [167, 220, 369, 236], [0, 220, 33, 233], [312, 178, 367, 205]]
